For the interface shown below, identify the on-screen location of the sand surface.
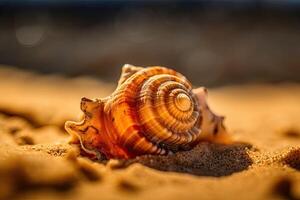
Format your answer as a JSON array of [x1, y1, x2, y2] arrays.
[[0, 66, 299, 200]]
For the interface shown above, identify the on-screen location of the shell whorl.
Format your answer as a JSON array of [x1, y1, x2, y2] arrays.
[[107, 67, 201, 155]]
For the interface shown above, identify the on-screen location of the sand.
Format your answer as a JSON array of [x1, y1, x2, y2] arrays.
[[0, 66, 299, 200]]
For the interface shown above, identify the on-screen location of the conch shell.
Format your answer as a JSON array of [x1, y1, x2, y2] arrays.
[[65, 64, 229, 159]]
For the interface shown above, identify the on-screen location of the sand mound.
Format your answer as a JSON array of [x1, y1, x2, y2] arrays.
[[123, 142, 253, 177]]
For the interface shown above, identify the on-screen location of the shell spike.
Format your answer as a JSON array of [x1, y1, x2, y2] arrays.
[[80, 97, 103, 116], [118, 64, 144, 86], [193, 87, 208, 100]]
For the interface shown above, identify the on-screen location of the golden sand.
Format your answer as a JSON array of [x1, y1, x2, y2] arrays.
[[0, 66, 299, 200]]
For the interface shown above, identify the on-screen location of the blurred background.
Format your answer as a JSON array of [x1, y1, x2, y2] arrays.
[[0, 0, 300, 87]]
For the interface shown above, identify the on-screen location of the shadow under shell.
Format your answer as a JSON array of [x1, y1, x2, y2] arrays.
[[106, 142, 253, 177]]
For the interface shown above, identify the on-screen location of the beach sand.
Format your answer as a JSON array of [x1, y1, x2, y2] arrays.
[[0, 66, 299, 200]]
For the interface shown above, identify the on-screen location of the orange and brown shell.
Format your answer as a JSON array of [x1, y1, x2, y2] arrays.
[[65, 64, 229, 159]]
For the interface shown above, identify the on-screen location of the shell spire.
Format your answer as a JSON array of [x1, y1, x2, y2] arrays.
[[65, 64, 229, 159]]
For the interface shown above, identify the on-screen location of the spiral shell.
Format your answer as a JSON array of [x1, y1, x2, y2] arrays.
[[65, 64, 228, 159]]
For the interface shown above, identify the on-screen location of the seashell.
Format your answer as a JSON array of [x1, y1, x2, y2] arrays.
[[65, 64, 229, 159]]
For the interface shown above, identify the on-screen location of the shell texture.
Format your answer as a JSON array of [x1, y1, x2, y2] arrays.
[[65, 64, 228, 159]]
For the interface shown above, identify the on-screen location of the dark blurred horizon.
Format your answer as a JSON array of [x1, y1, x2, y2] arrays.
[[0, 1, 300, 86]]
